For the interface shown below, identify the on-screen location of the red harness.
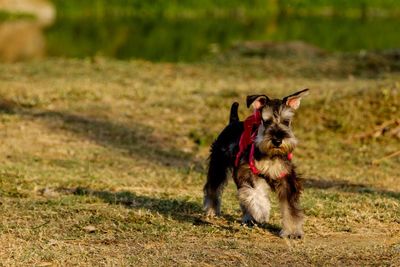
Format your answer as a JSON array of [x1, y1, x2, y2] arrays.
[[235, 110, 292, 178]]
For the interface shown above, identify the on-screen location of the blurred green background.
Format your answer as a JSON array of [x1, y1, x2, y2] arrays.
[[1, 0, 400, 62]]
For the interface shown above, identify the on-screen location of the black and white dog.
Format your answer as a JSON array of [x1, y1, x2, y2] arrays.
[[203, 89, 309, 238]]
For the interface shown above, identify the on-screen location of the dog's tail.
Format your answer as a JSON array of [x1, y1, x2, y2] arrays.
[[229, 102, 239, 124]]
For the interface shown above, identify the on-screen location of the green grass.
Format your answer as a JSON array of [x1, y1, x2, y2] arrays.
[[0, 10, 35, 21], [50, 0, 276, 18], [278, 0, 400, 17], [50, 0, 400, 18], [0, 57, 399, 265], [45, 15, 400, 62]]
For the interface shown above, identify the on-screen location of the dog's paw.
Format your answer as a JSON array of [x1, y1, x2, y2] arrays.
[[205, 208, 220, 218], [279, 229, 304, 239], [241, 219, 256, 227], [241, 213, 256, 226]]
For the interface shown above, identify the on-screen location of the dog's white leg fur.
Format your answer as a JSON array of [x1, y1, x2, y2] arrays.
[[279, 201, 304, 238], [238, 179, 270, 223]]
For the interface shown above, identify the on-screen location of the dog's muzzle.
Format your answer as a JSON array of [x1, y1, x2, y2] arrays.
[[271, 138, 282, 147]]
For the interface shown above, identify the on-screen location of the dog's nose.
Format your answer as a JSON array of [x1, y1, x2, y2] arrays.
[[272, 139, 282, 147]]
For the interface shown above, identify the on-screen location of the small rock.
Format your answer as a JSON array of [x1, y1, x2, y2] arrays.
[[83, 225, 97, 233]]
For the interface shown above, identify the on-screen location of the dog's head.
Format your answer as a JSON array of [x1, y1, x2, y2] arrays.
[[247, 89, 309, 157]]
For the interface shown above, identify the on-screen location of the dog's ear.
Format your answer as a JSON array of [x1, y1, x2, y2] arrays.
[[246, 95, 268, 109], [283, 88, 309, 110]]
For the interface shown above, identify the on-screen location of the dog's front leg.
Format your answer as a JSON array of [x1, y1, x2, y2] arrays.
[[235, 169, 271, 225], [277, 176, 304, 238]]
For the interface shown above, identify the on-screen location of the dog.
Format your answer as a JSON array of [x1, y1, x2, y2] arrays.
[[203, 88, 309, 238]]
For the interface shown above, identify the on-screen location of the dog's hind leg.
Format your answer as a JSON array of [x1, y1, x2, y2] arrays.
[[203, 147, 229, 217], [204, 102, 243, 217]]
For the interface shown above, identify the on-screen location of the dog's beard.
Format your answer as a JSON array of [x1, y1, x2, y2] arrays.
[[256, 136, 297, 157]]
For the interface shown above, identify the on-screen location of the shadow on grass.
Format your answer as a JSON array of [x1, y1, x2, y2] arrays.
[[67, 187, 284, 236], [305, 177, 400, 200], [57, 186, 283, 235], [67, 187, 204, 224], [0, 99, 204, 171]]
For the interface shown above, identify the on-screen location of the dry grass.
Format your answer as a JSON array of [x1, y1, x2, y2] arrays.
[[0, 57, 399, 266]]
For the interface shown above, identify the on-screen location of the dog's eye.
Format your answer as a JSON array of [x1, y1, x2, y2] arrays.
[[282, 119, 290, 126], [263, 119, 273, 126]]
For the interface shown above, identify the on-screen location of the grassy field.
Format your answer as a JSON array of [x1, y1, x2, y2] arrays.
[[0, 56, 399, 265], [50, 0, 400, 18]]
